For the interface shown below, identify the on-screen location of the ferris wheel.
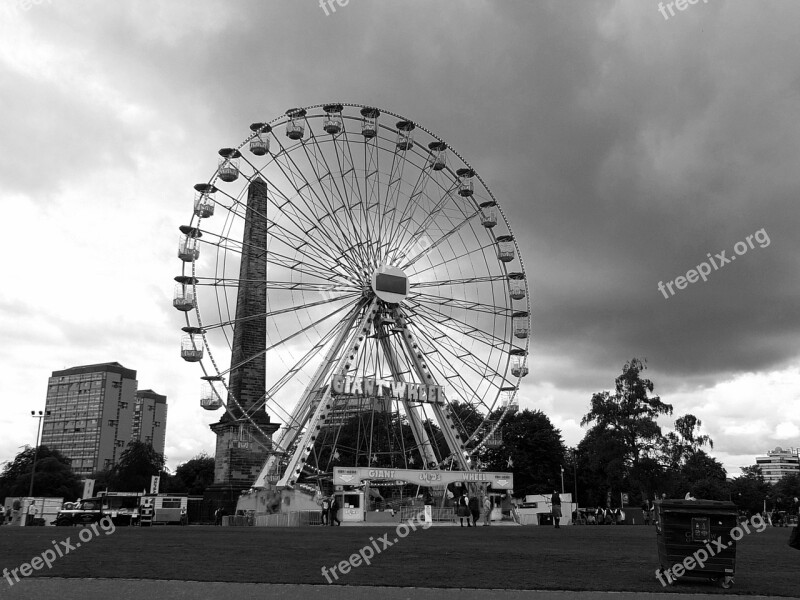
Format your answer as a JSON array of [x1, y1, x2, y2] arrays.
[[174, 103, 531, 490]]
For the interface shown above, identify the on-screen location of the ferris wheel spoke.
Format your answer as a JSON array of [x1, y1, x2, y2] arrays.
[[214, 297, 361, 379], [405, 236, 495, 278], [267, 141, 357, 265], [196, 279, 362, 294], [202, 292, 360, 332], [401, 211, 483, 272], [297, 133, 372, 272], [408, 292, 512, 318], [411, 275, 507, 288], [263, 309, 359, 428], [407, 300, 512, 354], [407, 309, 508, 387]]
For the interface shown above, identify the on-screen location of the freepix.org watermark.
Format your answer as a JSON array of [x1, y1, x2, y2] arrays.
[[318, 0, 350, 16], [320, 511, 431, 583], [658, 228, 770, 299], [655, 514, 766, 586], [658, 0, 709, 21], [3, 516, 116, 587]]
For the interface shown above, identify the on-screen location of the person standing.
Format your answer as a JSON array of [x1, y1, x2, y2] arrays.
[[328, 495, 341, 526], [482, 495, 492, 526], [321, 495, 330, 526], [551, 490, 562, 529], [457, 494, 471, 527], [468, 494, 480, 527]]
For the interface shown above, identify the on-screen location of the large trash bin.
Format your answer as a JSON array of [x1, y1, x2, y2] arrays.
[[654, 499, 737, 589]]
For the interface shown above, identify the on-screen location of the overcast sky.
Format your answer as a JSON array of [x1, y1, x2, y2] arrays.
[[1, 0, 798, 477]]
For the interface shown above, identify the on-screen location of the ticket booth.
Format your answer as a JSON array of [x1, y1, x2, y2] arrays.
[[335, 491, 364, 523]]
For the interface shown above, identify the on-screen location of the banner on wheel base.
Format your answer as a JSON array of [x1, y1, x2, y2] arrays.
[[333, 467, 513, 489]]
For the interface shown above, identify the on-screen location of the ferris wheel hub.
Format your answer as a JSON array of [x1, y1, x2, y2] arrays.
[[370, 264, 408, 304]]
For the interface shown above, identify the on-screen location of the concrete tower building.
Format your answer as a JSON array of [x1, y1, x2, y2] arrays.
[[42, 362, 167, 478], [206, 178, 279, 504]]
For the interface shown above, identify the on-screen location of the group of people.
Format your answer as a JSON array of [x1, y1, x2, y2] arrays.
[[456, 493, 492, 527], [319, 494, 341, 526]]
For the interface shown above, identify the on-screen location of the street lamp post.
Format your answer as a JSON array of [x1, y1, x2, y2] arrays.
[[28, 411, 49, 499], [560, 466, 565, 495]]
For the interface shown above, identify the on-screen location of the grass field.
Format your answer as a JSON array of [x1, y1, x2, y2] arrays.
[[0, 523, 796, 595]]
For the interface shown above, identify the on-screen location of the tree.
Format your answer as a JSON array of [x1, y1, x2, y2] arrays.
[[172, 453, 216, 495], [662, 414, 714, 468], [0, 446, 82, 500], [728, 466, 772, 514], [481, 409, 566, 498], [581, 358, 673, 496], [107, 441, 165, 492]]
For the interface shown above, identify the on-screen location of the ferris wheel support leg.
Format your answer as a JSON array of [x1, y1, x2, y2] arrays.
[[276, 299, 380, 489], [252, 301, 366, 489], [393, 307, 472, 472], [376, 334, 439, 468]]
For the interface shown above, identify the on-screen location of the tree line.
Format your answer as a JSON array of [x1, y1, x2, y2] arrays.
[[2, 358, 797, 515]]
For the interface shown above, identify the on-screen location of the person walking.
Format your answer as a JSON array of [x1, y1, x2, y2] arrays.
[[551, 490, 562, 529], [482, 494, 492, 526], [328, 495, 341, 526], [321, 495, 330, 526], [457, 494, 471, 527], [468, 494, 480, 527]]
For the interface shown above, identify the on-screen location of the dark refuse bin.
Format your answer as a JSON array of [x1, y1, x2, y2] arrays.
[[655, 499, 737, 589], [538, 513, 553, 526]]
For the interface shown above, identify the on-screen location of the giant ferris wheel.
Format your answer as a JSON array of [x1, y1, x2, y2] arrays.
[[174, 103, 530, 492]]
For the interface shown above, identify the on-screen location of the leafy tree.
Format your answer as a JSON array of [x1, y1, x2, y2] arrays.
[[581, 358, 673, 497], [107, 441, 165, 492], [772, 473, 800, 507], [728, 466, 772, 514], [575, 425, 631, 506], [0, 446, 82, 500], [481, 409, 566, 498], [171, 453, 216, 495], [662, 414, 713, 468]]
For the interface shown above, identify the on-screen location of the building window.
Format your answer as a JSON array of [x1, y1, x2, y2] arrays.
[[120, 401, 128, 409], [108, 419, 117, 427]]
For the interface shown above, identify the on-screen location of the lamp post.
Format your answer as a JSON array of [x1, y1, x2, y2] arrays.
[[560, 465, 565, 495], [28, 411, 49, 499]]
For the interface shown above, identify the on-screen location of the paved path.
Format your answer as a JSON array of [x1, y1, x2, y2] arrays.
[[0, 579, 788, 600]]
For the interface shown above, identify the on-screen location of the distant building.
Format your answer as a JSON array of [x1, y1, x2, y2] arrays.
[[41, 362, 167, 478], [755, 446, 800, 483], [133, 390, 167, 452]]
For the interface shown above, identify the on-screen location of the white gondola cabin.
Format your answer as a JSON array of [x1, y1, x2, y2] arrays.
[[286, 108, 306, 140], [457, 168, 475, 197], [510, 348, 528, 377], [217, 148, 240, 182], [180, 327, 204, 362], [249, 123, 271, 156], [193, 183, 216, 219], [396, 120, 415, 150], [428, 141, 447, 171], [497, 235, 515, 262], [172, 275, 195, 312], [501, 387, 519, 413], [360, 107, 379, 138], [200, 376, 224, 410], [177, 225, 201, 262], [508, 272, 526, 300], [512, 311, 529, 339], [323, 104, 343, 135], [480, 201, 497, 228]]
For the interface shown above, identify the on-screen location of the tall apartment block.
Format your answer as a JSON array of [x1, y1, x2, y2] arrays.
[[133, 390, 168, 452], [41, 362, 167, 478]]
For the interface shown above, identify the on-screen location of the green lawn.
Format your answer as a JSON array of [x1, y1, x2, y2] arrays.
[[0, 524, 796, 595]]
